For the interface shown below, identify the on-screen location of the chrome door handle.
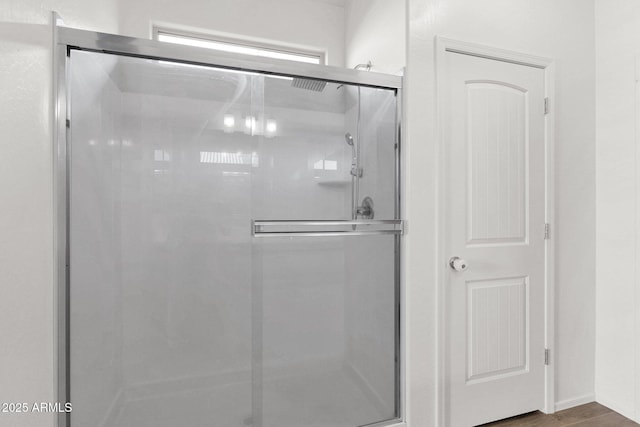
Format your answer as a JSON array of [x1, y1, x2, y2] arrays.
[[252, 220, 404, 237], [449, 256, 468, 272]]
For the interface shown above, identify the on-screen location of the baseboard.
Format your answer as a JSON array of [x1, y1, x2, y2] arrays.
[[554, 394, 595, 412], [595, 394, 639, 422]]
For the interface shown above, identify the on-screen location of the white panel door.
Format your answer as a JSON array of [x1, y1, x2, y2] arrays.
[[444, 51, 546, 427]]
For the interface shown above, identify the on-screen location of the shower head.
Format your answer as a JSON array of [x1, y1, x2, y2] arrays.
[[291, 77, 327, 92], [345, 132, 354, 146], [345, 132, 361, 178]]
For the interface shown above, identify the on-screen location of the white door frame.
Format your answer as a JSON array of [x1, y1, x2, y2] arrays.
[[634, 56, 640, 423], [435, 37, 556, 424]]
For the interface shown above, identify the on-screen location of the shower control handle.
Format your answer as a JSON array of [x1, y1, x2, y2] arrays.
[[449, 256, 468, 272]]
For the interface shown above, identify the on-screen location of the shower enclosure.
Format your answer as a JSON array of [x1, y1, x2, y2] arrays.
[[55, 27, 402, 427]]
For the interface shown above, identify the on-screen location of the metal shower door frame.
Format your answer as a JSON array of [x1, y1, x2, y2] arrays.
[[54, 24, 404, 427]]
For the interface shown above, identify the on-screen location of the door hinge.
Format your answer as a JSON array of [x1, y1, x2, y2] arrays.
[[544, 97, 550, 115], [544, 348, 551, 365], [544, 223, 550, 240], [66, 119, 70, 128]]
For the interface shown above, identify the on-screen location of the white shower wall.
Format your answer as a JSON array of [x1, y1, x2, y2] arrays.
[[345, 0, 406, 74], [119, 93, 347, 370], [115, 90, 350, 389], [117, 91, 254, 391]]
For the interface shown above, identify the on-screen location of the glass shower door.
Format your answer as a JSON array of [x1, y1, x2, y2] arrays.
[[68, 50, 260, 427], [67, 47, 400, 427], [251, 77, 400, 427]]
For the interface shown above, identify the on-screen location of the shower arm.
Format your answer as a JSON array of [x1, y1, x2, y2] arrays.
[[337, 61, 372, 89], [353, 61, 372, 71]]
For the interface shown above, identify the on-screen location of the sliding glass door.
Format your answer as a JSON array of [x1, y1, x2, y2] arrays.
[[66, 47, 400, 427], [253, 77, 399, 427]]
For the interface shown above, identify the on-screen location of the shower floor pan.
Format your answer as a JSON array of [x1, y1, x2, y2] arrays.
[[105, 364, 390, 427]]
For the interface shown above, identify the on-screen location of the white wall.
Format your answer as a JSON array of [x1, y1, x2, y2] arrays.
[[344, 0, 406, 73], [594, 0, 640, 421], [118, 0, 346, 67], [404, 0, 596, 424], [0, 2, 118, 427]]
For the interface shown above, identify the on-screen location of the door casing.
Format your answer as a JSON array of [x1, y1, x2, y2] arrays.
[[435, 36, 556, 424]]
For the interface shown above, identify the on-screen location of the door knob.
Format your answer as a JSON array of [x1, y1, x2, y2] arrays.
[[449, 256, 468, 272]]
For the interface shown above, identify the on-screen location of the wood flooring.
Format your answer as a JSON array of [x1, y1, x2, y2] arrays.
[[481, 402, 639, 426]]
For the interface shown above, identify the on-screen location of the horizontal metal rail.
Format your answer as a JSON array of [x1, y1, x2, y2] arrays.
[[252, 220, 404, 237], [57, 27, 403, 90]]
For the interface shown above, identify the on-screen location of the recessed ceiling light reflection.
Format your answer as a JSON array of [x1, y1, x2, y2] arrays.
[[223, 114, 235, 133], [245, 116, 256, 134], [266, 119, 277, 133]]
